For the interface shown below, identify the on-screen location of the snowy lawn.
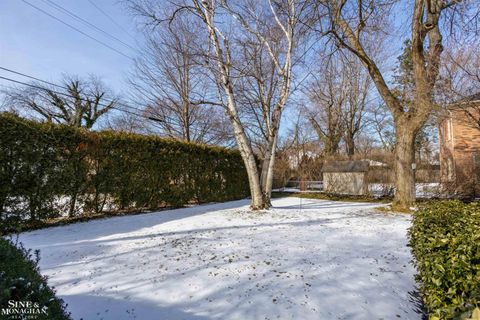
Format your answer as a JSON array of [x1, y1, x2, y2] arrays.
[[17, 197, 420, 320]]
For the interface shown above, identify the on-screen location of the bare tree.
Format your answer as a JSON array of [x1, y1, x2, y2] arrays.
[[368, 103, 395, 151], [104, 111, 147, 134], [439, 41, 480, 130], [128, 17, 231, 144], [305, 57, 344, 156], [320, 0, 476, 210], [342, 55, 372, 157], [4, 75, 116, 129], [127, 0, 312, 209], [285, 114, 323, 181], [304, 52, 371, 157]]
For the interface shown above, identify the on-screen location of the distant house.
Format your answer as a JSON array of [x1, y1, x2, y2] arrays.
[[362, 159, 388, 167], [439, 94, 480, 196], [322, 160, 369, 195]]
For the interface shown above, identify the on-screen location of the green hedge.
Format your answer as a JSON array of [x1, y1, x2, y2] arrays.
[[0, 238, 71, 319], [0, 113, 249, 232], [409, 200, 480, 319]]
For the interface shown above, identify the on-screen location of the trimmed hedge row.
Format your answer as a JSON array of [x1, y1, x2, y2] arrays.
[[0, 113, 249, 232], [408, 201, 480, 319], [0, 238, 71, 319]]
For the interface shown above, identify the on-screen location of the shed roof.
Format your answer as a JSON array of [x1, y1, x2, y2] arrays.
[[322, 160, 369, 173]]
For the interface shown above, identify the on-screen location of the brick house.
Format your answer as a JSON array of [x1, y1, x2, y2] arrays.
[[439, 94, 480, 196]]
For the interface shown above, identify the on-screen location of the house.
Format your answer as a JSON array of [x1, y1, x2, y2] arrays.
[[439, 94, 480, 196], [362, 159, 388, 167], [322, 160, 369, 195]]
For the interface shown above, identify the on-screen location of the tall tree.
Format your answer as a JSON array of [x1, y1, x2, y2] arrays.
[[305, 56, 345, 156], [439, 40, 480, 131], [128, 0, 312, 209], [321, 0, 475, 210], [305, 52, 371, 157], [128, 17, 230, 144], [368, 103, 395, 151], [340, 54, 371, 156]]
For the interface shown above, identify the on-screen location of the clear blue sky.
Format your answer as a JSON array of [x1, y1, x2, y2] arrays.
[[0, 0, 413, 142], [0, 0, 138, 94]]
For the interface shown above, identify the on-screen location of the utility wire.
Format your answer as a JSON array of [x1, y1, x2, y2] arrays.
[[21, 0, 134, 60], [86, 0, 137, 42], [0, 71, 231, 137], [0, 66, 68, 90], [41, 0, 139, 53], [0, 75, 145, 119]]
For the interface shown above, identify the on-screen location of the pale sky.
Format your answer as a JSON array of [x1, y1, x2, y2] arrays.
[[0, 0, 139, 94], [0, 0, 412, 142]]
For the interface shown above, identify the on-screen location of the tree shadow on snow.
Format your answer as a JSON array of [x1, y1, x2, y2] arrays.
[[63, 293, 209, 320], [19, 199, 251, 247], [18, 197, 420, 319]]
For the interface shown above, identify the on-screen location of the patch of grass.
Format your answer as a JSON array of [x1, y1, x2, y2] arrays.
[[272, 191, 392, 203], [0, 238, 71, 319], [374, 205, 412, 215]]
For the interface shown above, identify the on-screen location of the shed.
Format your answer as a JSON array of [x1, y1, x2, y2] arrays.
[[322, 160, 369, 195]]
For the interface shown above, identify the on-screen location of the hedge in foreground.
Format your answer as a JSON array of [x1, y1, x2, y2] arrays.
[[409, 201, 480, 319], [0, 113, 249, 232], [0, 238, 71, 319]]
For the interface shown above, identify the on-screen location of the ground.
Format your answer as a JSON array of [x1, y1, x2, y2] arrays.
[[16, 197, 421, 320]]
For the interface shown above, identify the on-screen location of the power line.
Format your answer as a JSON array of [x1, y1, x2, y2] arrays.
[[21, 0, 134, 61], [0, 66, 68, 90], [87, 0, 137, 42], [41, 0, 139, 53], [0, 75, 147, 119], [0, 71, 231, 137]]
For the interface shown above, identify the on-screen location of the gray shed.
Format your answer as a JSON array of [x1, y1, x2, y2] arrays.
[[322, 160, 369, 195]]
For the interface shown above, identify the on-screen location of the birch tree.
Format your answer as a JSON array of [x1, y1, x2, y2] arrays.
[[128, 0, 312, 209]]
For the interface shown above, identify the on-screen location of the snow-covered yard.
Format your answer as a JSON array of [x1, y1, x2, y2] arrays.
[[17, 197, 420, 320]]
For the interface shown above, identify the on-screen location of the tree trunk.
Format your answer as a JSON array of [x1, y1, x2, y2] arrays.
[[68, 193, 77, 217], [201, 3, 268, 211], [393, 125, 416, 210], [226, 106, 266, 210], [260, 134, 278, 207], [264, 143, 277, 204], [345, 134, 355, 158], [241, 151, 265, 210]]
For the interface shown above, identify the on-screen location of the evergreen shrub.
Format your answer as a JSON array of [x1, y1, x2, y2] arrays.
[[409, 200, 480, 319], [0, 113, 249, 233]]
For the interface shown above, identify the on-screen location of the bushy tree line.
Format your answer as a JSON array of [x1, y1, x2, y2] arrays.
[[0, 113, 249, 232]]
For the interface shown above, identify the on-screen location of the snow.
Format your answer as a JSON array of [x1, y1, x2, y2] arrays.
[[276, 182, 442, 198], [368, 183, 442, 198], [16, 197, 420, 320], [273, 187, 323, 193]]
